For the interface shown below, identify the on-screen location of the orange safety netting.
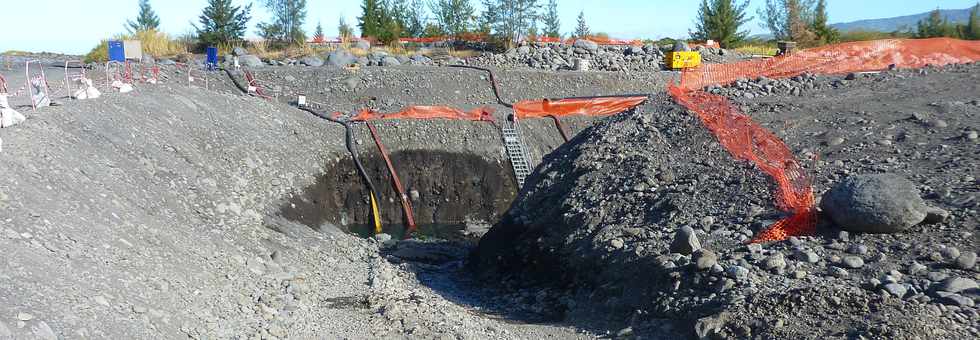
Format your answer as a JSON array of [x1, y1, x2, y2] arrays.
[[679, 38, 980, 90], [671, 38, 980, 242], [346, 105, 496, 121], [513, 96, 648, 119]]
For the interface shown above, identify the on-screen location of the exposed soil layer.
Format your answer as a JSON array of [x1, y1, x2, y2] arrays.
[[279, 149, 517, 231]]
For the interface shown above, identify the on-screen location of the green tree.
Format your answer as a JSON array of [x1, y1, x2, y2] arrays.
[[194, 0, 253, 47], [404, 0, 429, 37], [690, 0, 752, 48], [359, 0, 385, 37], [314, 21, 325, 42], [759, 0, 817, 44], [127, 0, 161, 33], [257, 0, 308, 46], [339, 16, 355, 40], [542, 0, 560, 38], [916, 8, 953, 38], [574, 10, 589, 38], [484, 0, 541, 46], [810, 0, 839, 44], [966, 3, 980, 40], [429, 0, 475, 38]]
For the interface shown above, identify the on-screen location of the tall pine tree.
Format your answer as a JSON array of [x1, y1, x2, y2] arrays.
[[916, 8, 952, 38], [966, 3, 980, 40], [127, 0, 161, 33], [810, 0, 838, 44], [358, 0, 385, 38], [691, 0, 752, 48], [542, 0, 560, 38], [314, 21, 325, 42], [574, 11, 589, 38], [194, 0, 253, 46]]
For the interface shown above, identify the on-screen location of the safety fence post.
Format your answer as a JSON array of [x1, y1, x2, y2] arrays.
[[25, 60, 50, 111], [63, 60, 86, 100]]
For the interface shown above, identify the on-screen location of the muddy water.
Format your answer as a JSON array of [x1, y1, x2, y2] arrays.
[[279, 150, 518, 237]]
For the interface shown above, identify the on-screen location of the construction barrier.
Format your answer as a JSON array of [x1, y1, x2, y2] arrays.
[[669, 38, 980, 242], [513, 96, 648, 118], [679, 38, 980, 91]]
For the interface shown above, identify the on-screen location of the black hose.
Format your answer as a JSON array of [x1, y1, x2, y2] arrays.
[[447, 65, 513, 108], [297, 106, 380, 210]]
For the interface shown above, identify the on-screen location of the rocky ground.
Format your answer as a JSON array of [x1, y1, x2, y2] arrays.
[[0, 53, 669, 339], [1, 48, 977, 340], [474, 62, 979, 339]]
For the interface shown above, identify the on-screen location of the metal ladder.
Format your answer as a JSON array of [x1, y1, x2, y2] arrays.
[[502, 118, 533, 188]]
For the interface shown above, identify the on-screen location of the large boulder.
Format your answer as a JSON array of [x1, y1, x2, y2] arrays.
[[238, 55, 263, 68], [573, 39, 599, 52], [355, 40, 371, 50], [232, 47, 248, 56], [820, 174, 930, 233], [326, 49, 355, 67], [380, 56, 401, 66], [299, 56, 323, 67]]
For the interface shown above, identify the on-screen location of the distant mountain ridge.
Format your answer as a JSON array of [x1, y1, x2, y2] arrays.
[[831, 7, 976, 32]]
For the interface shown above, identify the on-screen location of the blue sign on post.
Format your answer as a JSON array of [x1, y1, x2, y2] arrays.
[[108, 41, 125, 62], [205, 47, 218, 71]]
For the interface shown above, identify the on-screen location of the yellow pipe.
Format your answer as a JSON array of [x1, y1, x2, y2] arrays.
[[370, 191, 382, 234]]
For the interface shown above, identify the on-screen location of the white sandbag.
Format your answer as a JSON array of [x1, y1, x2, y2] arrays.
[[111, 80, 134, 93], [0, 94, 26, 128], [72, 78, 102, 99]]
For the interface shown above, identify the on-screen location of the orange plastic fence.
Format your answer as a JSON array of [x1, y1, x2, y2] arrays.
[[513, 96, 648, 118], [679, 38, 980, 90], [347, 105, 496, 121], [670, 38, 980, 242]]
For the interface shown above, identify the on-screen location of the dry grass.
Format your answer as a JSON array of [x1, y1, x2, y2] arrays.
[[83, 29, 187, 63]]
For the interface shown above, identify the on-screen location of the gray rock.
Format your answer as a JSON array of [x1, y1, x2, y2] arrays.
[[694, 312, 729, 340], [937, 293, 975, 307], [820, 174, 930, 233], [239, 55, 263, 68], [940, 247, 961, 261], [517, 46, 531, 54], [829, 267, 849, 278], [955, 251, 977, 270], [764, 253, 787, 271], [573, 39, 599, 52], [907, 262, 927, 275], [355, 40, 371, 50], [796, 250, 820, 263], [300, 56, 323, 67], [693, 249, 718, 270], [726, 265, 750, 280], [669, 226, 701, 255], [381, 56, 401, 66], [327, 49, 356, 67], [922, 206, 950, 224], [232, 47, 248, 56], [938, 277, 978, 293], [841, 256, 864, 268], [965, 130, 979, 140], [883, 283, 908, 298], [369, 51, 389, 61]]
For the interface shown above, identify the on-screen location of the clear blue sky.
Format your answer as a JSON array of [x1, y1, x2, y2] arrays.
[[3, 0, 977, 54]]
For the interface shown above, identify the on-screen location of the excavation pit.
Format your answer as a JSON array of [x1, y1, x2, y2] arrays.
[[278, 149, 518, 240]]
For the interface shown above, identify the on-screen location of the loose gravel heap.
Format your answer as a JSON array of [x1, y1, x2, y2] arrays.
[[473, 62, 979, 339], [466, 42, 745, 72]]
